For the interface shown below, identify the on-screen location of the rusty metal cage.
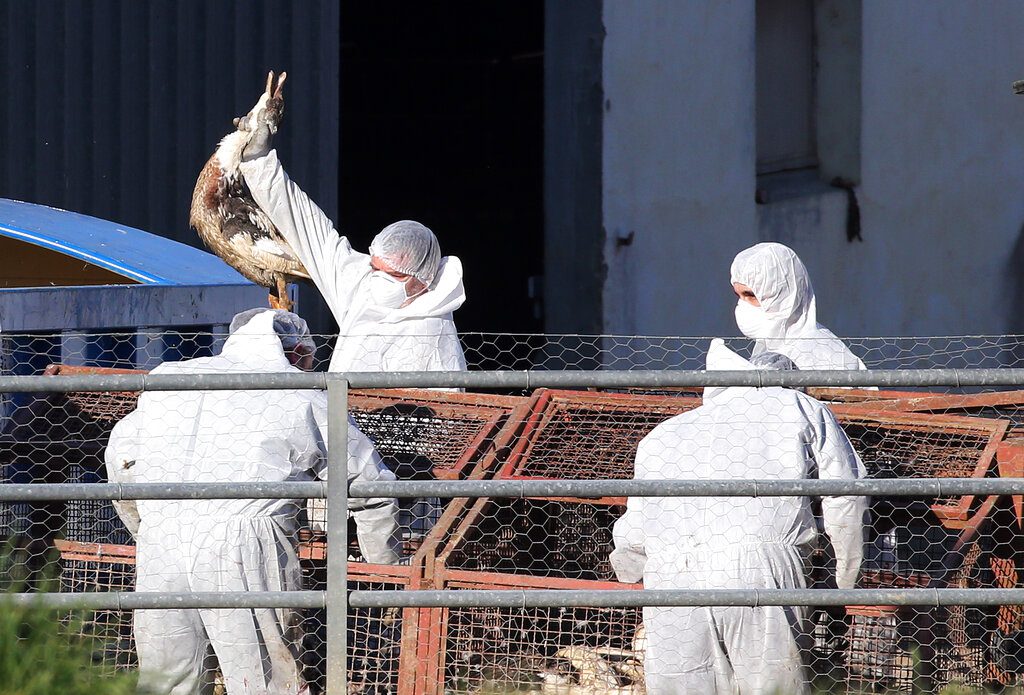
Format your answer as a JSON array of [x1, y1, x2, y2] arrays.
[[348, 389, 524, 481], [440, 574, 645, 695], [53, 538, 412, 692], [829, 407, 1007, 526], [309, 389, 529, 557], [399, 391, 1019, 695], [55, 539, 137, 670], [494, 390, 702, 505]]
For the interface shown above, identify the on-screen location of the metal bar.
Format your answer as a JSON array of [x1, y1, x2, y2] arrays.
[[326, 379, 349, 695], [5, 367, 1024, 392], [4, 478, 1024, 501], [13, 586, 1024, 610], [3, 591, 324, 610], [12, 586, 1024, 610], [349, 477, 1024, 499], [0, 482, 325, 501], [349, 588, 1024, 609]]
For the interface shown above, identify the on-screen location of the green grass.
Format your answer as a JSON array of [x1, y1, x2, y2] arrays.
[[0, 598, 143, 695], [0, 541, 143, 695]]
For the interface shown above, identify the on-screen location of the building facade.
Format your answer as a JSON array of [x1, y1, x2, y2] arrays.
[[546, 1, 1024, 340]]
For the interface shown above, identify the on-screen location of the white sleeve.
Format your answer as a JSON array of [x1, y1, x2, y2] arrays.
[[611, 498, 647, 584], [104, 411, 142, 538], [240, 150, 364, 315], [317, 412, 401, 565], [610, 440, 650, 583], [812, 403, 867, 590]]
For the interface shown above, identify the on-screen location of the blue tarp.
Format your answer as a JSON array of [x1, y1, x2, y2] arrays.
[[0, 198, 252, 287]]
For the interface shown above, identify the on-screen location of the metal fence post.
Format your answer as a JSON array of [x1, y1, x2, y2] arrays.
[[326, 378, 349, 694]]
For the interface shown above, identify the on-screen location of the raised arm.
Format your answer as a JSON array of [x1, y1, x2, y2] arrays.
[[240, 150, 364, 313]]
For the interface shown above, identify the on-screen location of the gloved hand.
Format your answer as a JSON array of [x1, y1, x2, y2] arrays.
[[241, 121, 273, 162]]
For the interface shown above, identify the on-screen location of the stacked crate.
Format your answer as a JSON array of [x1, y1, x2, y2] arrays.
[[409, 389, 1015, 694]]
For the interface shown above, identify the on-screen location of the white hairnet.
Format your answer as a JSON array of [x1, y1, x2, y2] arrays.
[[729, 243, 816, 331], [749, 351, 799, 372], [368, 220, 442, 286], [229, 308, 315, 354]]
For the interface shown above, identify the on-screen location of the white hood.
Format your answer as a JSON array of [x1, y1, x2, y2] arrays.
[[703, 338, 760, 403], [730, 242, 817, 342], [209, 309, 295, 372]]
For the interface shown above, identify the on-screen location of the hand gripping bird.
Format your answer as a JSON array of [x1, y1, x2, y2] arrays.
[[190, 71, 309, 310]]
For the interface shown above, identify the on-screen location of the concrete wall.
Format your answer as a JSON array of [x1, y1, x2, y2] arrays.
[[851, 1, 1024, 336], [585, 1, 1024, 341], [601, 1, 757, 338]]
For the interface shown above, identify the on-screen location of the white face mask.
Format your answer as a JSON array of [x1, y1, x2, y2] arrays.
[[366, 272, 408, 309], [734, 300, 775, 339]]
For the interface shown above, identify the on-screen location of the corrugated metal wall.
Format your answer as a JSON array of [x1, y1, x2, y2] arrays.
[[0, 0, 339, 333]]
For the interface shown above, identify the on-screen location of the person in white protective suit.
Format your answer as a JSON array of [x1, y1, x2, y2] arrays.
[[104, 309, 401, 695], [610, 339, 867, 695], [731, 242, 867, 372], [234, 96, 467, 375]]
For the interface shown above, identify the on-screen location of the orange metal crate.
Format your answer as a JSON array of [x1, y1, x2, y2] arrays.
[[828, 406, 1008, 526], [494, 389, 702, 504], [54, 538, 413, 692], [348, 388, 525, 480], [833, 389, 1024, 424]]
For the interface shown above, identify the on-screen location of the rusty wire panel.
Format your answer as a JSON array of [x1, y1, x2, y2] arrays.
[[1, 365, 147, 547], [349, 389, 523, 479], [837, 390, 1024, 430], [444, 498, 621, 581], [497, 390, 701, 482], [830, 407, 1007, 525], [43, 365, 144, 423], [54, 539, 409, 692], [55, 540, 137, 671], [311, 389, 528, 557], [443, 602, 644, 694]]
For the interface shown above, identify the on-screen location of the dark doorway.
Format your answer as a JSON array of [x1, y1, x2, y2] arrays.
[[340, 3, 544, 334]]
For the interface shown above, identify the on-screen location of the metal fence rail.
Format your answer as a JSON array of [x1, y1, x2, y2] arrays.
[[3, 477, 1024, 500], [3, 367, 1024, 391]]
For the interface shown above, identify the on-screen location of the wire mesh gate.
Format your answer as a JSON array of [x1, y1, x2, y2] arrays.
[[4, 345, 1024, 694]]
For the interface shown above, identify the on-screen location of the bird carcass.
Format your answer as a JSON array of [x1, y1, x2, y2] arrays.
[[190, 71, 309, 310]]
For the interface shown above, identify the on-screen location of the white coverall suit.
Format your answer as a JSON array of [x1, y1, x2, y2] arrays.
[[104, 311, 401, 695], [611, 340, 866, 695], [731, 242, 868, 372], [239, 151, 467, 374]]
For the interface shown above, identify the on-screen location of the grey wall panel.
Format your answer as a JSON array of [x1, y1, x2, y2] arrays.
[[0, 0, 339, 334]]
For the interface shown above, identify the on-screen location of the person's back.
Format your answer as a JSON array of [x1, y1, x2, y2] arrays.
[[131, 325, 323, 522], [638, 386, 821, 590], [612, 341, 866, 695]]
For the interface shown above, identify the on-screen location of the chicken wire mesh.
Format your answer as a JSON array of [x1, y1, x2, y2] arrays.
[[409, 381, 1024, 694], [51, 538, 410, 695], [5, 331, 1024, 694]]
